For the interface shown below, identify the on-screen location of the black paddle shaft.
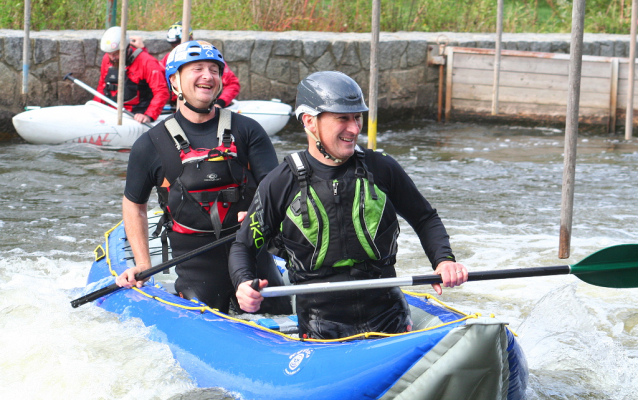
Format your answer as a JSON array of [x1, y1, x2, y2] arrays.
[[412, 265, 571, 286], [70, 232, 237, 308]]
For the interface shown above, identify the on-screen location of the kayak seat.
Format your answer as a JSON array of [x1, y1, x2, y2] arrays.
[[410, 305, 444, 330]]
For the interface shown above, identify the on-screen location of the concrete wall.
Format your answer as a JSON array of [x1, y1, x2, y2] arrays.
[[1, 29, 635, 139]]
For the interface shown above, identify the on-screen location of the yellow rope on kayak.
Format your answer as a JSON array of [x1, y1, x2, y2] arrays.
[[402, 290, 470, 316], [132, 285, 482, 343], [122, 284, 482, 343], [101, 220, 514, 343], [103, 220, 122, 279], [402, 290, 519, 337]]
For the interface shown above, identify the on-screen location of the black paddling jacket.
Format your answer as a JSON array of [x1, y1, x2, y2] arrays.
[[229, 148, 456, 288]]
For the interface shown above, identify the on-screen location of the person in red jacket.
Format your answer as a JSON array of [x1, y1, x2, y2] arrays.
[[131, 22, 240, 108], [95, 26, 169, 123]]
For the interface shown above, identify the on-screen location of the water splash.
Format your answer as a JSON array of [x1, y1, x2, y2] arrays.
[[518, 284, 638, 400]]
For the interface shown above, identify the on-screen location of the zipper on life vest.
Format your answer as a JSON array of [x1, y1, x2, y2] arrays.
[[359, 178, 381, 260], [333, 180, 348, 260]]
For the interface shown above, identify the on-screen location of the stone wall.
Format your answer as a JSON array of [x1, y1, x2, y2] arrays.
[[0, 29, 635, 139]]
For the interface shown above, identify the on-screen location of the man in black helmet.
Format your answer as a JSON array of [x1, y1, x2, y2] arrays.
[[228, 71, 467, 340]]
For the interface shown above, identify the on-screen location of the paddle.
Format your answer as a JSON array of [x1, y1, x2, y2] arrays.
[[62, 73, 153, 128], [259, 244, 638, 297], [70, 232, 237, 308]]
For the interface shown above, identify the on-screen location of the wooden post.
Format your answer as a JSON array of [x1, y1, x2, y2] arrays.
[[182, 0, 192, 44], [429, 36, 447, 122], [491, 0, 504, 115], [437, 64, 444, 122], [609, 58, 619, 134], [367, 0, 380, 150], [625, 0, 637, 140], [116, 0, 129, 126], [106, 0, 118, 29], [559, 0, 586, 259], [444, 48, 454, 121], [21, 0, 31, 95]]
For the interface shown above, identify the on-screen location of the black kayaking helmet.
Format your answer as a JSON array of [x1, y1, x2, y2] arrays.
[[294, 71, 369, 124], [295, 71, 369, 163]]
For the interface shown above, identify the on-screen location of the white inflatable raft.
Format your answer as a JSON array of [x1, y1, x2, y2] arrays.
[[13, 99, 292, 149]]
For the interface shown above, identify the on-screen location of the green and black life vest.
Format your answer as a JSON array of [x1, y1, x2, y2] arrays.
[[279, 147, 400, 280]]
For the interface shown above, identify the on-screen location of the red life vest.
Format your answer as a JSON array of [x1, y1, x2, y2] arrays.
[[151, 109, 257, 239]]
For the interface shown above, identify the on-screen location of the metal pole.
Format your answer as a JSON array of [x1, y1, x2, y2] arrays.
[[437, 64, 444, 122], [491, 0, 504, 115], [117, 0, 129, 126], [22, 0, 31, 95], [559, 0, 586, 259], [182, 0, 192, 44], [367, 0, 380, 150], [609, 58, 619, 134], [625, 0, 637, 140], [106, 0, 118, 29]]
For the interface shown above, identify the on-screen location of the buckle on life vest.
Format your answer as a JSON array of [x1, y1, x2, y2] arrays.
[[190, 187, 240, 204], [174, 134, 190, 154], [220, 187, 240, 202], [207, 148, 237, 162], [290, 197, 302, 216]]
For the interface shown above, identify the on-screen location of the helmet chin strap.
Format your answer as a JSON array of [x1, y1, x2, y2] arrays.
[[172, 70, 222, 114], [304, 126, 343, 164]]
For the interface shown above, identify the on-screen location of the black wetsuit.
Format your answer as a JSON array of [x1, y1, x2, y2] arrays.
[[125, 110, 285, 313], [229, 149, 456, 339]]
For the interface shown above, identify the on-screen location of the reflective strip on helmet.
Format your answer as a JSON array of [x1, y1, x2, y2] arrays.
[[295, 104, 321, 121]]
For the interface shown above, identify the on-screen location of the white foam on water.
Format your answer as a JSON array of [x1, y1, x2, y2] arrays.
[[518, 284, 638, 400], [53, 235, 77, 243], [0, 256, 196, 400]]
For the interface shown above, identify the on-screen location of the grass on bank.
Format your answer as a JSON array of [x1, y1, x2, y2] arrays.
[[0, 0, 634, 34]]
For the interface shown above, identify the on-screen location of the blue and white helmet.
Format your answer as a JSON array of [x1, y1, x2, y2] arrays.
[[165, 40, 225, 92]]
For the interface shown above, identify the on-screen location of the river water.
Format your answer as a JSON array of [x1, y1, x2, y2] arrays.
[[1, 121, 637, 399]]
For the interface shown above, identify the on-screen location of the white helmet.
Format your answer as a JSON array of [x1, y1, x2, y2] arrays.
[[100, 26, 129, 53]]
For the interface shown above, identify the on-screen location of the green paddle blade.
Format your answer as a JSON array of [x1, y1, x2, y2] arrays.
[[570, 244, 638, 288]]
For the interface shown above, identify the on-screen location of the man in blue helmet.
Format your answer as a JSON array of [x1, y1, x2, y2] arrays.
[[130, 21, 241, 109], [115, 40, 290, 314], [229, 71, 467, 339]]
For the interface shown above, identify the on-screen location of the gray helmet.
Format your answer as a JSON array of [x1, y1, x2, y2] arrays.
[[295, 71, 369, 124]]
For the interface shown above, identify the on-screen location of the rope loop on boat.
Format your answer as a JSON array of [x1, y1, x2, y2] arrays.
[[101, 222, 516, 343]]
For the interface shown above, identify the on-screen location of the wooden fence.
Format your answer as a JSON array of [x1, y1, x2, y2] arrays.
[[444, 47, 638, 132]]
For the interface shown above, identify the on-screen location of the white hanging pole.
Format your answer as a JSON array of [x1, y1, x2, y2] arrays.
[[367, 0, 380, 150], [625, 0, 637, 140], [491, 0, 504, 115], [22, 0, 31, 95], [559, 0, 586, 259], [116, 0, 129, 126]]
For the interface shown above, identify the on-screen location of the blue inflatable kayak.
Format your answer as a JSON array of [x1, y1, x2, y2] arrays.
[[82, 214, 528, 400]]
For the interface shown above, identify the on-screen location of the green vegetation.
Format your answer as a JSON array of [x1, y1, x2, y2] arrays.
[[0, 0, 633, 34]]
